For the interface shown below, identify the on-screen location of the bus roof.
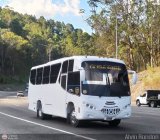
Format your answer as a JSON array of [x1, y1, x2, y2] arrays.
[[31, 56, 125, 69]]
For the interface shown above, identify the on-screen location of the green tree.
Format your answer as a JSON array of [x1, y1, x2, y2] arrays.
[[87, 0, 160, 71], [0, 6, 93, 83]]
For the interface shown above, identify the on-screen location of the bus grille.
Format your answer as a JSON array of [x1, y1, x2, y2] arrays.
[[101, 108, 120, 116]]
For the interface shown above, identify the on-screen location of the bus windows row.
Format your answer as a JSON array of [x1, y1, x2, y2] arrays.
[[30, 59, 74, 85], [30, 63, 61, 85]]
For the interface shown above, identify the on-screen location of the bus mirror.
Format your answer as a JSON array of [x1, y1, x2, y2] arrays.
[[127, 70, 138, 85]]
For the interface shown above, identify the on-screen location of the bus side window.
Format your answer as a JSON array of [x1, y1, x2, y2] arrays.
[[62, 61, 68, 73], [68, 60, 74, 72], [42, 66, 50, 84], [30, 69, 36, 85], [61, 75, 66, 89], [50, 63, 61, 83], [67, 72, 80, 95], [36, 67, 43, 85]]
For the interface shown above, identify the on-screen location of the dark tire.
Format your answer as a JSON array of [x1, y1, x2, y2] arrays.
[[36, 103, 48, 120], [150, 101, 157, 108], [66, 113, 70, 124], [68, 108, 80, 127], [108, 119, 121, 127], [36, 101, 41, 118], [136, 100, 141, 107]]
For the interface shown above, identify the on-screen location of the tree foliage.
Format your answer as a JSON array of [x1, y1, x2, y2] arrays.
[[87, 0, 160, 70], [0, 7, 93, 83], [1, 1, 160, 83]]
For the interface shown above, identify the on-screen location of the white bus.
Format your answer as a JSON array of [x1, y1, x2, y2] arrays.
[[28, 56, 137, 127]]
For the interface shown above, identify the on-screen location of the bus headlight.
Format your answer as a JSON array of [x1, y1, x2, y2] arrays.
[[86, 103, 89, 107], [90, 105, 94, 109], [83, 102, 96, 110]]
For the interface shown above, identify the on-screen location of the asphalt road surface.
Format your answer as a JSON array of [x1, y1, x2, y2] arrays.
[[0, 91, 160, 140]]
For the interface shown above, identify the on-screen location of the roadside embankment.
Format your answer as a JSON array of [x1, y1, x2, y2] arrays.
[[131, 67, 160, 102]]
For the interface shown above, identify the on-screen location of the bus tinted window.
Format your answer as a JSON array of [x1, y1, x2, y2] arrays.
[[61, 75, 66, 89], [68, 72, 80, 85], [67, 72, 80, 95], [62, 61, 68, 73], [30, 69, 36, 85], [68, 60, 74, 72], [36, 68, 43, 85], [43, 66, 50, 84], [50, 63, 61, 83], [82, 61, 130, 97]]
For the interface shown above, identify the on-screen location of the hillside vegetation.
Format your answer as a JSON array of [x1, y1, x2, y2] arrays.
[[0, 7, 94, 83], [1, 1, 160, 84], [131, 67, 160, 101]]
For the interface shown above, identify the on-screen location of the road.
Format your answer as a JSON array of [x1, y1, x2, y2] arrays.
[[0, 91, 160, 140]]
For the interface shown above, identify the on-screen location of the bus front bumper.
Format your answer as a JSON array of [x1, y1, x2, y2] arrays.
[[76, 106, 131, 121]]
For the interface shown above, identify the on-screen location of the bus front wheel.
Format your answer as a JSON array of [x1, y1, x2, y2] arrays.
[[69, 109, 80, 127]]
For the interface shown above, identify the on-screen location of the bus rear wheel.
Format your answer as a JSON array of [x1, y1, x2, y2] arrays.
[[37, 103, 48, 120], [69, 109, 80, 127]]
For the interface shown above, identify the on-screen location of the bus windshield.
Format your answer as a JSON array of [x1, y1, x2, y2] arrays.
[[81, 61, 130, 97]]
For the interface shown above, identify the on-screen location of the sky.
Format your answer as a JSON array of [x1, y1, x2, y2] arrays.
[[0, 0, 93, 34]]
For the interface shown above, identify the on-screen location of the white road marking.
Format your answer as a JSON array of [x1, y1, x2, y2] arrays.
[[0, 111, 95, 140]]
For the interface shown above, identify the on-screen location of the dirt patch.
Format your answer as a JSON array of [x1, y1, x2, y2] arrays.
[[0, 97, 28, 106]]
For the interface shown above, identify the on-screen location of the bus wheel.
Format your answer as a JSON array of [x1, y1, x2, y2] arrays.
[[37, 103, 46, 120], [69, 109, 80, 127], [108, 119, 121, 127]]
